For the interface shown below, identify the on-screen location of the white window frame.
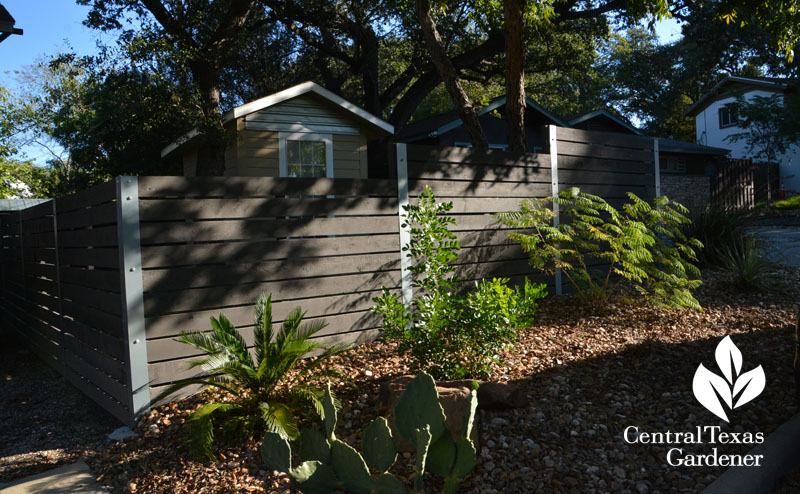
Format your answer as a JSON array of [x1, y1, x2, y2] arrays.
[[278, 132, 334, 178], [453, 141, 509, 151]]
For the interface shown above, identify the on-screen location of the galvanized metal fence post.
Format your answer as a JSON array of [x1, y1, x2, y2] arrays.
[[116, 176, 150, 426], [395, 143, 413, 306], [548, 125, 563, 295], [654, 139, 661, 197], [51, 199, 66, 373]]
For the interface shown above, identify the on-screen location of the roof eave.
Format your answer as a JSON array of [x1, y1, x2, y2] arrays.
[[568, 109, 644, 136], [161, 81, 394, 157], [684, 76, 790, 117]]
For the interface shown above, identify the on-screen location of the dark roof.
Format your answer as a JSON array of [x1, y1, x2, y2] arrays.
[[684, 76, 798, 117], [0, 3, 23, 43], [565, 108, 643, 136], [0, 4, 14, 23], [397, 95, 729, 157], [658, 137, 729, 155], [396, 95, 569, 142]]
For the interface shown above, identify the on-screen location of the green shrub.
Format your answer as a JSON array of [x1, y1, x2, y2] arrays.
[[372, 186, 546, 380], [496, 188, 703, 310], [682, 205, 751, 267], [720, 235, 777, 290], [155, 293, 348, 460], [261, 372, 478, 494]]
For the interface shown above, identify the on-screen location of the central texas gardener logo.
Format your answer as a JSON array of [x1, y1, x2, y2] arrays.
[[693, 336, 766, 422]]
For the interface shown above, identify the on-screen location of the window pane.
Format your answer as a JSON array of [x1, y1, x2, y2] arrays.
[[286, 139, 327, 177], [287, 141, 300, 165], [311, 142, 325, 164]]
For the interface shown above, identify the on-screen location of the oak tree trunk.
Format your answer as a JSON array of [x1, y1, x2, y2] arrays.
[[415, 0, 488, 150], [504, 0, 526, 155], [193, 62, 227, 176]]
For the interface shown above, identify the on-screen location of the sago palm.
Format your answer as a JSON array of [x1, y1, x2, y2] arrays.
[[155, 293, 348, 460]]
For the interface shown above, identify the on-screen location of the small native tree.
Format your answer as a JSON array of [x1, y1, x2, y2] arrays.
[[724, 93, 800, 206]]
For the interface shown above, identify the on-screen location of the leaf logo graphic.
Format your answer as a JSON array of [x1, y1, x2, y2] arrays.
[[692, 336, 766, 422]]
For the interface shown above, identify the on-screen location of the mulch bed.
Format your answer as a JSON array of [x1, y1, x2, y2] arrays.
[[3, 268, 800, 493]]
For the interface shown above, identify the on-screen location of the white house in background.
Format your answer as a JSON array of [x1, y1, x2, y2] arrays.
[[684, 76, 800, 192]]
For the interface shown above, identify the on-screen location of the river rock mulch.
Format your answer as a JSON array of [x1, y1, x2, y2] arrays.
[[4, 268, 800, 493]]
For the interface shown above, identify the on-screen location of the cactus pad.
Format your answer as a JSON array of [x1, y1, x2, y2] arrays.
[[300, 428, 331, 464], [290, 461, 338, 494], [322, 383, 337, 440], [362, 417, 397, 473], [260, 431, 291, 473], [330, 439, 374, 494], [394, 372, 446, 445]]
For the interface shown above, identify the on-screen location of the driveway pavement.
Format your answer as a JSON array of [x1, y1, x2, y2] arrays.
[[749, 226, 800, 268], [0, 462, 108, 494]]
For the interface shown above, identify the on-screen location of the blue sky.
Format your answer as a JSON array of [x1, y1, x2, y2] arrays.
[[0, 1, 109, 85]]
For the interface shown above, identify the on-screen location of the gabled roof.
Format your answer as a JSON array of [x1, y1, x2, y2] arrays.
[[397, 95, 569, 142], [566, 108, 644, 136], [658, 137, 729, 156], [684, 76, 796, 117], [161, 81, 394, 157], [0, 3, 23, 43]]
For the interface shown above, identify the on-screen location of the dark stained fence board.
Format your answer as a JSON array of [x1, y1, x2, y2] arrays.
[[139, 176, 397, 198], [142, 252, 400, 291], [58, 226, 119, 248], [57, 202, 118, 229], [139, 216, 398, 244], [139, 197, 397, 221], [556, 127, 655, 150], [145, 289, 393, 339], [147, 310, 382, 364], [407, 161, 551, 183], [144, 270, 402, 315], [59, 247, 120, 269], [54, 181, 117, 214], [59, 267, 121, 293], [556, 141, 654, 162], [140, 234, 400, 268], [409, 179, 552, 198], [147, 329, 383, 388]]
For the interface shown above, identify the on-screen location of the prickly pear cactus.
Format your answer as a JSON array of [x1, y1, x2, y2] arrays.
[[259, 372, 479, 494]]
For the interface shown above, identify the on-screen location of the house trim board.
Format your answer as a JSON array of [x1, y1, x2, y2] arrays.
[[395, 143, 413, 307], [116, 176, 150, 426], [161, 81, 394, 157]]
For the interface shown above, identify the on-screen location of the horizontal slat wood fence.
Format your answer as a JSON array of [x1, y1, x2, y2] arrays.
[[0, 182, 133, 424], [0, 126, 659, 425], [137, 175, 402, 398]]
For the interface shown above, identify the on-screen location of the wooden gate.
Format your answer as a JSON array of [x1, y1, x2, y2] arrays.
[[712, 158, 754, 210]]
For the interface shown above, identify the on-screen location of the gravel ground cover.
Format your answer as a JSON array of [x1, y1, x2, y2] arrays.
[[0, 333, 119, 484], [2, 268, 799, 493]]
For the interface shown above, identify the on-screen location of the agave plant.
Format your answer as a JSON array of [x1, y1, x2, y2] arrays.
[[155, 293, 349, 460]]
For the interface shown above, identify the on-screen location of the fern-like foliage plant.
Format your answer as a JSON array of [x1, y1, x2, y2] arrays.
[[154, 293, 348, 460], [496, 188, 703, 310]]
